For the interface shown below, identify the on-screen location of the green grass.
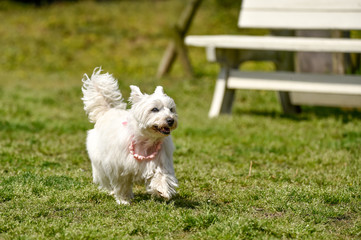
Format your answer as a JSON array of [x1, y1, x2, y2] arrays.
[[1, 0, 361, 239]]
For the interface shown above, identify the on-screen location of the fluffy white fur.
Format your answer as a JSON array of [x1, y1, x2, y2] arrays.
[[82, 67, 178, 205]]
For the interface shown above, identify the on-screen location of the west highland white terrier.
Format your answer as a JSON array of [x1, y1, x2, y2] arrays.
[[82, 67, 178, 204]]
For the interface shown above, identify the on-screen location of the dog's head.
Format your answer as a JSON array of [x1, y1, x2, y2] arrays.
[[129, 85, 178, 137]]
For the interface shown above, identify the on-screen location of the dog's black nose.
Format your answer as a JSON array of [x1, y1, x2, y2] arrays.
[[166, 118, 174, 127]]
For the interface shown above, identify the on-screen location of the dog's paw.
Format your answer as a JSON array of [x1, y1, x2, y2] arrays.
[[114, 192, 133, 205], [146, 185, 170, 200], [149, 185, 176, 200], [157, 190, 171, 200], [115, 198, 131, 205]]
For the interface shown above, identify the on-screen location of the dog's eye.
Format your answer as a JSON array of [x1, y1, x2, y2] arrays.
[[170, 108, 175, 113], [151, 108, 159, 112]]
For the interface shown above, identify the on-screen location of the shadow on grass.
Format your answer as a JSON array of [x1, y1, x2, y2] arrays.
[[133, 193, 200, 209], [172, 195, 201, 209], [235, 106, 361, 122]]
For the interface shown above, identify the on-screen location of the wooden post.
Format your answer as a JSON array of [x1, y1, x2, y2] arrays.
[[157, 0, 202, 78]]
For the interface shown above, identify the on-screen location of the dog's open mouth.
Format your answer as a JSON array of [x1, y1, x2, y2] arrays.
[[153, 126, 171, 135]]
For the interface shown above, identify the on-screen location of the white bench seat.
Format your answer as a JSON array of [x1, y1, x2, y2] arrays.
[[185, 35, 361, 53], [227, 71, 361, 95]]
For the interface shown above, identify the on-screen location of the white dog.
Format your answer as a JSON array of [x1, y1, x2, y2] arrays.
[[82, 67, 178, 204]]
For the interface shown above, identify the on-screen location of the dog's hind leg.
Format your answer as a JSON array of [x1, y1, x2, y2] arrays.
[[91, 163, 112, 192]]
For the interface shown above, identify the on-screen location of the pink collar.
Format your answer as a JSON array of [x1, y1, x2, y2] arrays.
[[129, 140, 162, 161], [123, 120, 163, 161]]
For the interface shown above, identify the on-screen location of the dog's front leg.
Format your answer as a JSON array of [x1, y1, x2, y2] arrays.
[[146, 169, 178, 200], [112, 175, 134, 205]]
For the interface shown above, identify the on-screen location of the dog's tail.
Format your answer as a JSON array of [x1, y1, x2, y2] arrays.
[[81, 67, 127, 123]]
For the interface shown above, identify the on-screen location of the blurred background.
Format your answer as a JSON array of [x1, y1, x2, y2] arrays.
[[0, 0, 253, 122]]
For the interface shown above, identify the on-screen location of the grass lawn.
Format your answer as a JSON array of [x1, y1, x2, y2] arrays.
[[0, 0, 360, 239]]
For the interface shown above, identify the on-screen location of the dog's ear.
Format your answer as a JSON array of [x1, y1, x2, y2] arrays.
[[154, 86, 164, 95], [129, 85, 143, 103]]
